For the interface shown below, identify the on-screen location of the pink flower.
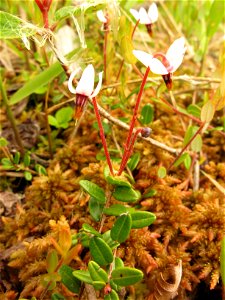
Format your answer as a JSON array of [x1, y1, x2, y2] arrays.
[[133, 37, 186, 89], [130, 3, 158, 24], [68, 64, 103, 118], [130, 3, 158, 36]]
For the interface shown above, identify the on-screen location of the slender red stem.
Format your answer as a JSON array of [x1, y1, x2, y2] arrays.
[[132, 19, 140, 39], [42, 10, 49, 28], [118, 67, 150, 175], [118, 129, 143, 175], [92, 97, 114, 175]]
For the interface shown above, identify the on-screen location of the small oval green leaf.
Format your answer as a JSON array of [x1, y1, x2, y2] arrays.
[[89, 197, 104, 221], [13, 151, 20, 164], [104, 166, 131, 187], [24, 171, 32, 181], [72, 270, 92, 285], [104, 289, 119, 300], [88, 261, 108, 283], [111, 267, 143, 286], [93, 280, 105, 290], [127, 152, 140, 171], [23, 152, 31, 167], [59, 265, 81, 293], [103, 204, 128, 216], [89, 237, 113, 266], [130, 211, 156, 229], [102, 231, 120, 250], [0, 137, 8, 147], [79, 180, 106, 203], [157, 166, 167, 179], [113, 186, 141, 203], [140, 104, 154, 124], [82, 224, 101, 237], [201, 101, 215, 123], [111, 214, 132, 243], [191, 134, 202, 152]]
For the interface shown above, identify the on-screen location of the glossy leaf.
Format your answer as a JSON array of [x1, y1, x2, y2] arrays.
[[143, 189, 157, 198], [104, 289, 119, 300], [103, 204, 128, 216], [157, 166, 167, 179], [23, 152, 31, 167], [82, 224, 101, 238], [201, 101, 215, 123], [104, 166, 131, 187], [72, 270, 93, 285], [13, 152, 20, 164], [191, 134, 202, 152], [0, 137, 8, 147], [111, 214, 132, 243], [93, 281, 105, 290], [113, 257, 124, 269], [111, 267, 143, 286], [24, 171, 32, 181], [55, 107, 73, 125], [102, 231, 120, 250], [88, 261, 108, 283], [79, 180, 106, 203], [130, 211, 156, 229], [127, 153, 141, 171], [113, 186, 141, 202], [89, 197, 104, 221], [140, 104, 154, 124], [51, 293, 65, 300], [183, 125, 199, 146], [187, 104, 201, 118], [59, 265, 81, 293], [89, 237, 113, 266]]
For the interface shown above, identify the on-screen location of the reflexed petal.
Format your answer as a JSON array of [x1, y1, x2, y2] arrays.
[[91, 71, 103, 98], [76, 64, 95, 96], [170, 54, 185, 72], [149, 58, 168, 75], [68, 67, 81, 94], [166, 37, 186, 65], [133, 50, 153, 67], [97, 10, 107, 23], [148, 3, 158, 23], [139, 7, 151, 24], [130, 8, 140, 21]]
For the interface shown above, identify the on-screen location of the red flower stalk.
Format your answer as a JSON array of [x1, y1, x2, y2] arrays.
[[35, 0, 52, 28]]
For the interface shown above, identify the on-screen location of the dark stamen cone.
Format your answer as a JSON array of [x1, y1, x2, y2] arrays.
[[146, 24, 153, 37], [162, 73, 172, 90], [74, 94, 88, 119]]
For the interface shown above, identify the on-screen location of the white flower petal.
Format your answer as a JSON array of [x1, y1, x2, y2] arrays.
[[68, 67, 81, 94], [166, 37, 186, 65], [76, 64, 95, 96], [97, 10, 107, 23], [130, 8, 140, 21], [21, 35, 30, 50], [91, 71, 103, 98], [139, 7, 151, 24], [170, 55, 185, 72], [133, 50, 153, 67], [148, 3, 158, 23], [149, 58, 168, 75]]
